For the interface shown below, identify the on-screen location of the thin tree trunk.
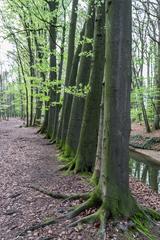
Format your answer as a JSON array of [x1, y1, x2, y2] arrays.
[[51, 8, 67, 141], [46, 0, 59, 138], [149, 167, 158, 192]]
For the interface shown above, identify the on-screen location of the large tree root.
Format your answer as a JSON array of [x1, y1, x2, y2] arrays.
[[57, 162, 73, 172], [64, 188, 102, 220], [18, 217, 56, 236], [64, 191, 160, 240], [131, 206, 160, 239], [28, 185, 69, 199], [143, 207, 160, 221], [36, 128, 41, 134], [56, 159, 76, 173], [68, 204, 109, 240], [28, 185, 90, 201]]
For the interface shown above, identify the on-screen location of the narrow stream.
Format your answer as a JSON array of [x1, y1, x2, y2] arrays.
[[130, 157, 160, 193]]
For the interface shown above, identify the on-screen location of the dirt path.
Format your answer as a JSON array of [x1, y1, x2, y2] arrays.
[[0, 119, 93, 240], [1, 119, 160, 240]]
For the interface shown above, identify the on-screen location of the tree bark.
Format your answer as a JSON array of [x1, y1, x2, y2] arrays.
[[100, 0, 136, 217], [51, 6, 67, 141], [60, 24, 85, 147], [64, 0, 95, 157], [56, 0, 79, 143], [74, 3, 105, 173], [46, 0, 59, 138]]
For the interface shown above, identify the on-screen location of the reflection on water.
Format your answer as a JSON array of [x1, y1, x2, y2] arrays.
[[130, 158, 160, 193]]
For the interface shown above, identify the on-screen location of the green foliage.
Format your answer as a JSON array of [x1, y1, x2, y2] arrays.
[[64, 83, 91, 97], [131, 85, 160, 123]]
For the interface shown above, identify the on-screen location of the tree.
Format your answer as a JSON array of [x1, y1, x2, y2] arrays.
[[56, 0, 79, 144], [65, 0, 139, 235], [64, 0, 95, 156], [73, 1, 105, 173], [46, 0, 59, 138]]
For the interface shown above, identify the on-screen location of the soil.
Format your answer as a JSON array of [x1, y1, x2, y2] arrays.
[[0, 119, 160, 240]]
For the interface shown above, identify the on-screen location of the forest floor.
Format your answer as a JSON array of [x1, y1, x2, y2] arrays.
[[0, 119, 160, 240], [131, 123, 160, 138], [130, 123, 160, 150]]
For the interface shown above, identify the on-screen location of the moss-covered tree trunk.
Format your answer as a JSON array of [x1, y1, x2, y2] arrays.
[[64, 0, 95, 157], [59, 25, 85, 147], [92, 85, 104, 184], [66, 1, 139, 225], [100, 0, 136, 217], [46, 0, 59, 138], [56, 0, 79, 144], [74, 2, 105, 173]]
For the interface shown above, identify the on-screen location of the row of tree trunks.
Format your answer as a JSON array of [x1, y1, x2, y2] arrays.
[[56, 0, 79, 144], [64, 0, 95, 156], [74, 2, 105, 173]]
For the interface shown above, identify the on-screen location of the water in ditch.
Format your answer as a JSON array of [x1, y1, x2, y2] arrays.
[[130, 157, 160, 193]]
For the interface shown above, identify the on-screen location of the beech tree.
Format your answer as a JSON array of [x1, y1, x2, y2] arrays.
[[64, 0, 95, 157], [73, 1, 105, 173], [67, 0, 136, 223], [57, 0, 79, 145], [46, 0, 59, 138]]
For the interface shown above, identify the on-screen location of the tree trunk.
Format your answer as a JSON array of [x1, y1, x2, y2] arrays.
[[60, 25, 85, 147], [46, 0, 59, 138], [51, 9, 67, 141], [100, 0, 136, 217], [74, 3, 105, 173], [149, 167, 158, 192], [92, 85, 104, 184], [141, 165, 148, 183], [153, 17, 160, 129], [33, 30, 46, 126], [56, 0, 79, 144], [64, 0, 95, 157]]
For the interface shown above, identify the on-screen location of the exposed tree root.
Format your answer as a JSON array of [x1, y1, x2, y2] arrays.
[[46, 142, 54, 145], [50, 139, 56, 144], [57, 162, 73, 172], [69, 211, 100, 227], [64, 191, 160, 240], [132, 209, 159, 240], [69, 160, 76, 171], [18, 217, 56, 236], [29, 185, 69, 199], [36, 128, 41, 134], [64, 193, 90, 202], [143, 207, 160, 221], [57, 160, 75, 172], [28, 185, 90, 202], [66, 190, 102, 219]]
